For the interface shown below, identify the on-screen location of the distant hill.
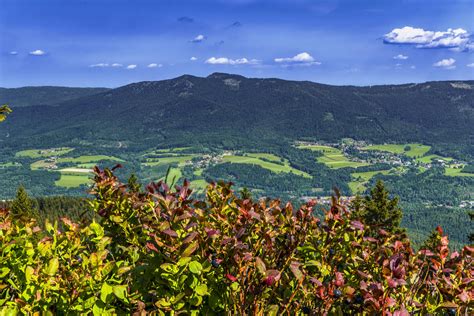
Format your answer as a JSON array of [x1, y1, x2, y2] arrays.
[[0, 86, 110, 107], [1, 74, 473, 152]]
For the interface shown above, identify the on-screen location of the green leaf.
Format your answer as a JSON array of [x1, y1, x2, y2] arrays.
[[0, 267, 10, 278], [46, 258, 59, 276], [189, 261, 202, 275], [25, 266, 34, 283], [182, 241, 198, 257], [195, 284, 208, 296], [100, 282, 113, 303], [113, 285, 128, 302]]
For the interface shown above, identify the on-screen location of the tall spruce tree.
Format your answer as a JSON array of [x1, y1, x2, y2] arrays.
[[10, 186, 37, 220], [351, 180, 404, 235]]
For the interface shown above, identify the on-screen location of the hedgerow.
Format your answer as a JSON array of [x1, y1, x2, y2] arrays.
[[1, 166, 472, 315]]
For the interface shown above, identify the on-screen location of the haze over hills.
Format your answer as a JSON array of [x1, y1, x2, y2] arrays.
[[0, 73, 473, 153], [0, 86, 110, 107]]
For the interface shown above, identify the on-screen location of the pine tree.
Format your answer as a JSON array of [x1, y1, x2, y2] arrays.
[[10, 186, 37, 220], [128, 174, 141, 193], [351, 180, 404, 235]]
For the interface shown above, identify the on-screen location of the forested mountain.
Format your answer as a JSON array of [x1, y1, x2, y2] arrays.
[[0, 74, 472, 247], [0, 86, 109, 107], [1, 73, 473, 153]]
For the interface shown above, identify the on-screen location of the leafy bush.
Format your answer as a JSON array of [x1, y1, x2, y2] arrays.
[[1, 166, 472, 314]]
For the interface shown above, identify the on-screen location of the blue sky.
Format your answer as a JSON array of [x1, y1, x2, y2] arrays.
[[0, 0, 473, 87]]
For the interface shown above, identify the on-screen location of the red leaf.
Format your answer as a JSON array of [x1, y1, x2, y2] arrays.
[[226, 274, 237, 282]]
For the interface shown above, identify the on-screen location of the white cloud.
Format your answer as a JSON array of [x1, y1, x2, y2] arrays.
[[393, 54, 408, 60], [89, 63, 109, 68], [126, 64, 137, 69], [190, 56, 198, 61], [274, 52, 321, 66], [111, 63, 123, 67], [433, 58, 456, 69], [191, 34, 206, 43], [467, 63, 474, 68], [384, 26, 472, 51], [205, 57, 259, 65], [147, 63, 162, 68], [9, 51, 18, 55], [29, 49, 46, 56]]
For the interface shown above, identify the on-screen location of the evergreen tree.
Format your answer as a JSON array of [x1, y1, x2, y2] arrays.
[[10, 186, 37, 220], [240, 187, 252, 200], [351, 180, 404, 235], [420, 226, 443, 251], [128, 174, 141, 193]]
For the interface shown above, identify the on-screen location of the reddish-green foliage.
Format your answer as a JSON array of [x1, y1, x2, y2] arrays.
[[1, 166, 473, 315]]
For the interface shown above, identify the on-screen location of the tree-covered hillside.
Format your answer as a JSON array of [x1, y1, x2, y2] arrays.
[[0, 86, 109, 107], [0, 74, 473, 154]]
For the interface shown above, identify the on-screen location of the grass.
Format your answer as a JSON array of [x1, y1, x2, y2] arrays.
[[55, 173, 91, 188], [30, 160, 54, 170], [445, 167, 474, 177], [143, 155, 196, 167], [190, 179, 209, 193], [58, 155, 124, 164], [363, 143, 431, 158], [348, 170, 392, 194], [222, 154, 311, 178], [154, 147, 192, 153], [298, 144, 369, 169], [0, 162, 21, 168], [246, 153, 283, 163], [164, 168, 183, 184], [415, 155, 453, 164], [16, 147, 74, 158]]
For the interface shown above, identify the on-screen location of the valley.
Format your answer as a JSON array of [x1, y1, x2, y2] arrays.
[[0, 75, 473, 247]]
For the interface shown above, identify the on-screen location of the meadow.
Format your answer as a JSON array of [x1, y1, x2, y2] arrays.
[[297, 144, 369, 169], [362, 143, 431, 158]]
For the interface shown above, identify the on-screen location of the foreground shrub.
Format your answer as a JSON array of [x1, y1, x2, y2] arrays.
[[1, 166, 472, 315]]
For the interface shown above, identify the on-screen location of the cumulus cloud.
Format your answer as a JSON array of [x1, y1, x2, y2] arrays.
[[126, 64, 137, 69], [111, 63, 123, 67], [274, 52, 321, 66], [29, 49, 46, 56], [178, 16, 194, 23], [205, 57, 259, 65], [9, 51, 18, 55], [190, 56, 198, 61], [383, 26, 472, 51], [393, 54, 408, 60], [191, 34, 206, 43], [147, 63, 162, 68], [433, 58, 456, 69], [467, 63, 474, 68]]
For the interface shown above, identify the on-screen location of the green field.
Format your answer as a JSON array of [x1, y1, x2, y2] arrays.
[[415, 154, 453, 164], [0, 162, 21, 168], [143, 155, 196, 167], [58, 155, 124, 164], [298, 144, 369, 169], [16, 147, 74, 158], [445, 167, 474, 177], [246, 153, 282, 163], [55, 173, 91, 188], [348, 170, 392, 194], [363, 143, 431, 158], [222, 154, 311, 178], [154, 147, 192, 153], [190, 179, 209, 193]]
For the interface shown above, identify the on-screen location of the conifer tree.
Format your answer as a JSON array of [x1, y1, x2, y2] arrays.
[[10, 185, 37, 220], [128, 174, 141, 193], [351, 180, 404, 235]]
